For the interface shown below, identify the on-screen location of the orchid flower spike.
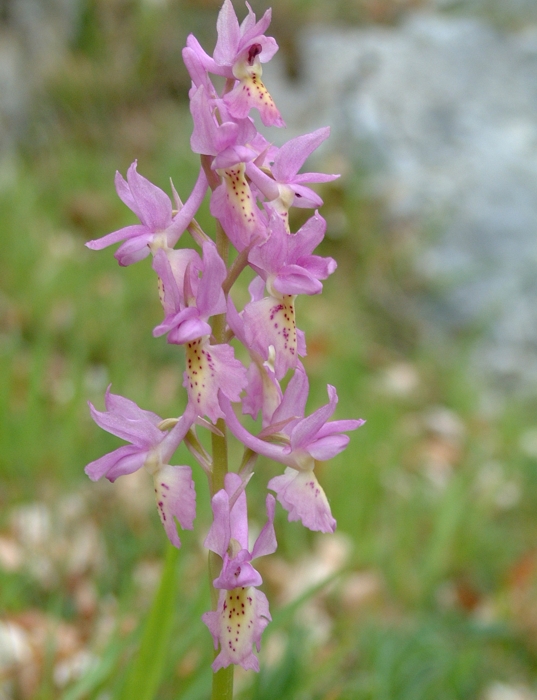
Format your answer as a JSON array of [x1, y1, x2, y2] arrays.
[[83, 1, 366, 681]]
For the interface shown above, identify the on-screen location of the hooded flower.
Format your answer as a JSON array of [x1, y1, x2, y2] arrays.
[[240, 275, 306, 381], [210, 161, 268, 252], [202, 472, 275, 671], [226, 295, 282, 426], [85, 387, 196, 548], [86, 161, 208, 265], [248, 209, 337, 296], [220, 367, 365, 532], [189, 85, 259, 169], [152, 242, 247, 422], [184, 0, 284, 127], [246, 127, 339, 228]]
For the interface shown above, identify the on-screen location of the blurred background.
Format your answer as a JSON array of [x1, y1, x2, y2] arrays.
[[2, 0, 537, 698]]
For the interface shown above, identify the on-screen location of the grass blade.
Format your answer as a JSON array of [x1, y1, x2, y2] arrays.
[[118, 543, 180, 700]]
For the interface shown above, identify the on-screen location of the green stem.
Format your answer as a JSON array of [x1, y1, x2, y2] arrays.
[[209, 217, 234, 700], [212, 666, 234, 700]]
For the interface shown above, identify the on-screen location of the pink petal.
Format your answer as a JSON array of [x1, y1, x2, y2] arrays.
[[307, 434, 351, 461], [242, 295, 302, 380], [159, 410, 197, 464], [296, 254, 337, 281], [182, 45, 213, 90], [84, 445, 146, 482], [271, 365, 308, 426], [215, 555, 263, 589], [168, 316, 212, 345], [88, 401, 162, 447], [166, 166, 209, 247], [225, 472, 249, 549], [251, 495, 277, 559], [104, 387, 161, 425], [220, 394, 288, 465], [242, 359, 282, 427], [289, 212, 326, 257], [114, 233, 153, 266], [248, 212, 288, 275], [185, 34, 223, 76], [202, 587, 271, 672], [152, 307, 200, 339], [272, 127, 331, 182], [85, 224, 148, 251], [268, 468, 336, 533], [272, 265, 323, 296], [190, 86, 238, 156], [183, 339, 247, 422], [125, 162, 172, 231], [224, 77, 284, 128], [291, 184, 324, 209], [290, 385, 338, 451], [315, 419, 366, 440], [293, 172, 340, 184], [154, 464, 196, 549], [196, 241, 227, 318], [245, 161, 280, 201], [205, 489, 232, 558], [214, 0, 241, 66]]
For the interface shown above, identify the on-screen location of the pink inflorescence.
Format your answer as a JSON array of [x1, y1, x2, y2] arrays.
[[83, 0, 364, 673]]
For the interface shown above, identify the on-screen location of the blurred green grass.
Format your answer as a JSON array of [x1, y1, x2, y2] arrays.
[[2, 0, 537, 698]]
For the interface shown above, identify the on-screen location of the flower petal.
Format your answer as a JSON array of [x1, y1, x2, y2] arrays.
[[166, 166, 209, 247], [242, 295, 301, 380], [196, 241, 227, 318], [224, 75, 284, 128], [272, 127, 331, 182], [214, 0, 241, 66], [272, 265, 323, 296], [103, 387, 161, 424], [88, 401, 162, 448], [184, 339, 247, 422], [307, 434, 350, 461], [268, 468, 336, 533], [114, 233, 153, 266], [251, 494, 277, 559], [154, 464, 196, 548], [205, 489, 232, 558], [202, 587, 271, 672], [290, 385, 338, 451], [85, 224, 148, 251], [125, 162, 173, 231], [85, 445, 147, 482], [271, 365, 308, 427]]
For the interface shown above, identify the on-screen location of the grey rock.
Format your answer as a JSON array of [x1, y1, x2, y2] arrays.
[[0, 0, 81, 170], [264, 13, 537, 392]]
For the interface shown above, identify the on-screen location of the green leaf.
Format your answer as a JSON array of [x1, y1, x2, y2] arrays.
[[118, 543, 180, 700], [62, 639, 124, 700]]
